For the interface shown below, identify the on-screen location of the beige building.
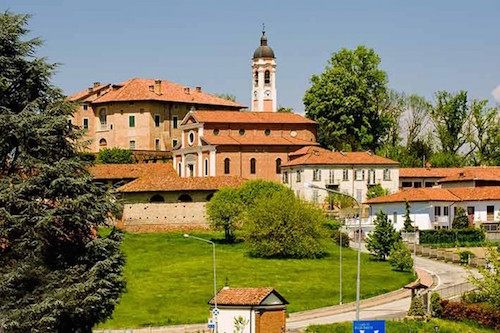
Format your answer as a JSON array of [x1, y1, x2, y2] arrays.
[[68, 78, 244, 155], [281, 146, 399, 205]]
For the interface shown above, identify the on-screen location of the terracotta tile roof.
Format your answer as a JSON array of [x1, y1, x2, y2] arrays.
[[366, 186, 500, 204], [88, 78, 245, 108], [400, 167, 467, 178], [283, 146, 399, 167], [89, 163, 177, 180], [201, 135, 317, 146], [188, 110, 316, 124], [67, 84, 110, 102], [118, 175, 246, 193], [208, 287, 288, 306], [438, 167, 500, 183]]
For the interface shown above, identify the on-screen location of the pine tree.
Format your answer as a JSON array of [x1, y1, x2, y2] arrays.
[[0, 12, 125, 332], [366, 211, 400, 260]]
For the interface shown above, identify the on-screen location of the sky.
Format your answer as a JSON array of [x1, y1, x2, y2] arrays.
[[3, 0, 500, 112]]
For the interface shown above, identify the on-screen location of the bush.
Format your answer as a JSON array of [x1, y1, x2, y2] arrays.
[[96, 147, 133, 164], [453, 207, 469, 229], [459, 250, 474, 264], [440, 299, 500, 330], [388, 242, 413, 271], [244, 189, 328, 258], [238, 179, 285, 207], [407, 296, 426, 316], [462, 290, 488, 304], [419, 228, 485, 245], [332, 230, 350, 247], [366, 184, 388, 199], [430, 292, 442, 317]]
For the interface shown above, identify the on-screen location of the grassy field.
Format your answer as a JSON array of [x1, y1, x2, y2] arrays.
[[306, 319, 496, 332], [97, 231, 414, 329]]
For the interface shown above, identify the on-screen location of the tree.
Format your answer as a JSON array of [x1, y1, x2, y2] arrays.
[[407, 296, 426, 317], [469, 246, 500, 308], [0, 12, 125, 332], [206, 187, 244, 243], [430, 91, 469, 155], [238, 179, 285, 208], [277, 106, 293, 113], [244, 189, 328, 258], [366, 184, 388, 199], [366, 211, 400, 260], [96, 147, 133, 164], [403, 200, 413, 232], [452, 207, 469, 229], [215, 93, 237, 102], [304, 46, 390, 151], [388, 241, 413, 271], [404, 94, 431, 150], [466, 99, 500, 166]]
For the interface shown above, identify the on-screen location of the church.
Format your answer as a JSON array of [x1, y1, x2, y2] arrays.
[[172, 31, 318, 182]]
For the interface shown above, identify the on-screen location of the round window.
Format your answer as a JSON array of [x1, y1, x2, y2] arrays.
[[239, 129, 245, 136], [213, 129, 220, 136], [188, 130, 195, 146], [290, 130, 297, 137], [265, 129, 271, 136]]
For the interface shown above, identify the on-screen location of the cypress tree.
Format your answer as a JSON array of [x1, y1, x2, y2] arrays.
[[0, 12, 125, 332]]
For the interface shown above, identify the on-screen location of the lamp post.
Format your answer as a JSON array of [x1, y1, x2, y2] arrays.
[[184, 234, 218, 332], [304, 182, 362, 320]]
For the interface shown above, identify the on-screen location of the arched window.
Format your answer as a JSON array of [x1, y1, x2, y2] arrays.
[[276, 158, 282, 174], [254, 71, 258, 86], [178, 194, 193, 202], [250, 158, 256, 174], [150, 194, 165, 203], [224, 158, 230, 175], [99, 108, 107, 130], [99, 138, 107, 148], [264, 70, 270, 85]]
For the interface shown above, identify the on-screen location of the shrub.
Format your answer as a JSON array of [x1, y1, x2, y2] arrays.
[[469, 246, 500, 308], [440, 299, 500, 330], [332, 230, 350, 247], [407, 296, 426, 316], [366, 184, 388, 199], [459, 250, 474, 264], [366, 211, 401, 260], [453, 207, 469, 229], [430, 292, 442, 317], [238, 179, 285, 207], [462, 290, 488, 304], [244, 189, 328, 258], [96, 147, 133, 164], [419, 229, 485, 245], [388, 242, 413, 271]]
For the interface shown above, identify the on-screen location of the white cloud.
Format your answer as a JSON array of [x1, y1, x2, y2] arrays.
[[492, 85, 500, 103]]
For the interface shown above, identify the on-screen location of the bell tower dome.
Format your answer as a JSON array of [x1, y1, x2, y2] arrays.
[[251, 27, 277, 112]]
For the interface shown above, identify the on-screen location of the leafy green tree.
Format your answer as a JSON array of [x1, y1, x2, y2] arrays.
[[96, 147, 133, 164], [366, 211, 400, 260], [0, 12, 125, 332], [452, 207, 469, 229], [388, 241, 413, 271], [430, 91, 469, 155], [466, 99, 500, 166], [277, 106, 293, 113], [403, 200, 413, 232], [429, 151, 464, 167], [238, 179, 285, 207], [206, 187, 244, 243], [366, 184, 388, 199], [304, 46, 390, 151], [469, 246, 500, 308], [244, 189, 328, 258]]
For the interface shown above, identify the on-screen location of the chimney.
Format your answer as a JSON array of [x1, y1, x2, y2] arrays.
[[195, 86, 202, 93], [87, 87, 94, 93], [154, 79, 162, 95], [93, 81, 100, 88], [184, 87, 190, 95], [148, 85, 154, 92]]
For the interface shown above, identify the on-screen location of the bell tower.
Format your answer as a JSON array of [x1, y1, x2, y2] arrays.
[[251, 27, 277, 112]]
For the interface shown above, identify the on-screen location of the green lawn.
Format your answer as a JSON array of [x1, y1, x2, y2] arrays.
[[98, 231, 414, 329], [306, 319, 496, 332]]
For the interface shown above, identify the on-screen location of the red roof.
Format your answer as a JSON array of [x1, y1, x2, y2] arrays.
[[366, 186, 500, 204], [70, 78, 245, 108], [118, 175, 245, 193], [283, 146, 399, 167], [438, 167, 500, 183], [89, 163, 177, 180], [201, 135, 317, 146], [208, 287, 288, 306], [187, 110, 316, 124], [68, 84, 110, 102]]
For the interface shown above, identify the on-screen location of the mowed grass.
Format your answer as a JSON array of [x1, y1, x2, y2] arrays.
[[97, 231, 414, 329], [306, 319, 496, 332]]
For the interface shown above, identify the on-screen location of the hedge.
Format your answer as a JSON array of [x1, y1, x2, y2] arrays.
[[440, 299, 500, 330], [419, 228, 485, 245]]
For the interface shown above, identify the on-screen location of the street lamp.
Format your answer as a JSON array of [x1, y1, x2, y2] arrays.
[[304, 182, 362, 320], [184, 234, 218, 332]]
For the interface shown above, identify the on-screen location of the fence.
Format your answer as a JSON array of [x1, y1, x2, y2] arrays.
[[434, 281, 476, 300]]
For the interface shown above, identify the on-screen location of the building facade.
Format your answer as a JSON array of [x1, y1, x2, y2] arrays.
[[281, 146, 399, 205], [68, 78, 245, 154], [172, 110, 317, 182]]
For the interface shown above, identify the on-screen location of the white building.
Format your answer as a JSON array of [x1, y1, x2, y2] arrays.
[[366, 187, 500, 231], [281, 146, 399, 205]]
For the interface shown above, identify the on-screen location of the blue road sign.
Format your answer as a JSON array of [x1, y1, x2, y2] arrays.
[[353, 320, 386, 333]]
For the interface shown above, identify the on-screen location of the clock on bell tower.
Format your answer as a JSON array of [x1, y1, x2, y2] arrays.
[[251, 26, 277, 112]]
